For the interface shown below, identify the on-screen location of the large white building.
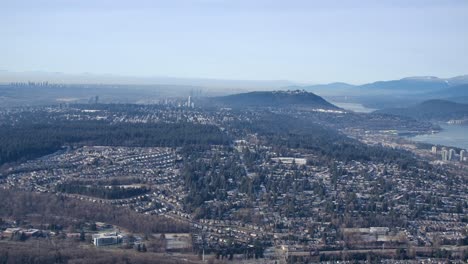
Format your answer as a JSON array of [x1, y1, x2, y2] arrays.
[[271, 157, 307, 165], [92, 232, 123, 247]]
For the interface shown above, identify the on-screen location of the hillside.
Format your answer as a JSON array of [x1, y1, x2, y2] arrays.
[[376, 99, 468, 121], [428, 84, 468, 99], [210, 90, 339, 109], [448, 96, 468, 104]]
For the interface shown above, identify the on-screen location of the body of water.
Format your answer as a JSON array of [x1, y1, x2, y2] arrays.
[[409, 124, 468, 150], [330, 100, 468, 150]]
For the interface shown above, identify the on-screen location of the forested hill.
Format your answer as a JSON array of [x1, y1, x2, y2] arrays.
[[375, 99, 468, 121], [209, 90, 339, 109]]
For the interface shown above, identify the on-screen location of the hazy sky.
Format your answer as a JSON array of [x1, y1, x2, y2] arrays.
[[1, 0, 468, 84]]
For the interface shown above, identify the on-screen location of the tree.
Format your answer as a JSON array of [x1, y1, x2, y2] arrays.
[[79, 230, 85, 241]]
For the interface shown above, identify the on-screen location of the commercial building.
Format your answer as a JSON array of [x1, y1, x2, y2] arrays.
[[92, 232, 123, 247]]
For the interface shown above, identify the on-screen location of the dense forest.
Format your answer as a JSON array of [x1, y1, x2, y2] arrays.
[[0, 120, 229, 166]]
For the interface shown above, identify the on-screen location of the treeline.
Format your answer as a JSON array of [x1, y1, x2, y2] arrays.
[[0, 189, 189, 234], [56, 184, 149, 199], [0, 120, 229, 166]]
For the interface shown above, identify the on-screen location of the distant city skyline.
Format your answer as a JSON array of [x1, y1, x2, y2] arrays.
[[1, 70, 468, 87], [1, 0, 468, 84]]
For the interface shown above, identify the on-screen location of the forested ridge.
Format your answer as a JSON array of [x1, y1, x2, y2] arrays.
[[0, 120, 229, 166]]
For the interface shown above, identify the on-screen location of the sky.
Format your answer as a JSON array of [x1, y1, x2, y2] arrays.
[[1, 0, 468, 84]]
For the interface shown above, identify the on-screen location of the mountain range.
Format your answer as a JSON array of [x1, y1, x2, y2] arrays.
[[298, 75, 468, 94], [298, 75, 468, 108]]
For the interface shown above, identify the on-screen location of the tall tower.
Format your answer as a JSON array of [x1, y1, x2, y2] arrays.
[[441, 149, 448, 161], [449, 149, 455, 161], [461, 150, 466, 162], [187, 96, 191, 108]]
